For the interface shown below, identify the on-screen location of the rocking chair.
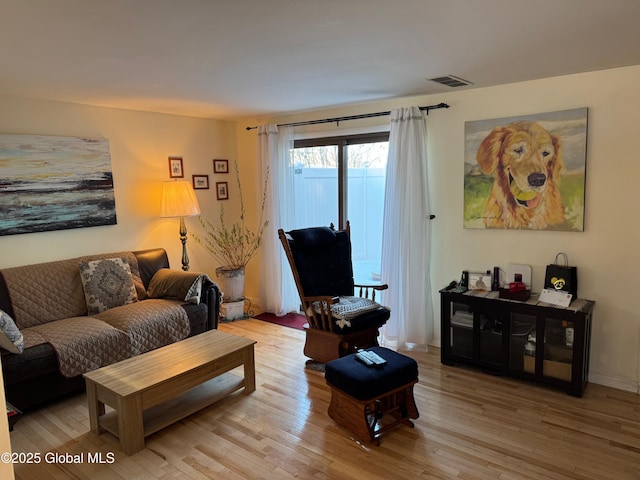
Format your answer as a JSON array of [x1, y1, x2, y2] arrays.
[[278, 222, 390, 364]]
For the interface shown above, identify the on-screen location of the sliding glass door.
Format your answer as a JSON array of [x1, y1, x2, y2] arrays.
[[291, 133, 389, 283]]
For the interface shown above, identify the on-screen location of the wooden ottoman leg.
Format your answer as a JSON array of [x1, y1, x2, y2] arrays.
[[328, 381, 419, 445], [378, 383, 419, 428], [403, 383, 419, 422], [328, 387, 379, 445]]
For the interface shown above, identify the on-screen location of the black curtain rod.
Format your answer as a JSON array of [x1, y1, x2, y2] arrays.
[[245, 102, 449, 130]]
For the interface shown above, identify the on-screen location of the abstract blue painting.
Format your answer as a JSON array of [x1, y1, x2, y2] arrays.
[[0, 134, 117, 236]]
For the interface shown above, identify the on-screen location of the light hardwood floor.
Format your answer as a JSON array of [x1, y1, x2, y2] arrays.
[[8, 319, 640, 480]]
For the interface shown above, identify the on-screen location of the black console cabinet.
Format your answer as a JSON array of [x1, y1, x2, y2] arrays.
[[440, 288, 594, 396]]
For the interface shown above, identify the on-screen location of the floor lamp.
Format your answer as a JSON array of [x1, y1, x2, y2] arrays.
[[160, 180, 201, 271]]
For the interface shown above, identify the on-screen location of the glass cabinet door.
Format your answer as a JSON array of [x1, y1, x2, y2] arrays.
[[450, 302, 473, 359], [509, 313, 536, 373], [449, 300, 504, 367], [543, 318, 573, 381], [478, 312, 503, 366]]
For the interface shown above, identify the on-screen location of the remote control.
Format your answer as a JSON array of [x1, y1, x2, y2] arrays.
[[355, 351, 374, 366], [366, 350, 387, 365], [358, 349, 387, 366]]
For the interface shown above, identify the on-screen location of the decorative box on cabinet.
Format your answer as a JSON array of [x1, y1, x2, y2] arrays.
[[440, 288, 594, 397]]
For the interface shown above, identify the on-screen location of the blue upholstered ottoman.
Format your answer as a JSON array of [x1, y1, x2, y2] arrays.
[[324, 346, 419, 444]]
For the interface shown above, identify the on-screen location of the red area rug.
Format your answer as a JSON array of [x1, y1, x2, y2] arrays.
[[254, 312, 307, 330]]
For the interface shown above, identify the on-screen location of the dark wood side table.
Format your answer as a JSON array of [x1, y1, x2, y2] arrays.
[[440, 288, 594, 396]]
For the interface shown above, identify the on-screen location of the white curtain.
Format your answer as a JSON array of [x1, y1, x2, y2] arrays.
[[257, 124, 299, 316], [380, 107, 433, 351]]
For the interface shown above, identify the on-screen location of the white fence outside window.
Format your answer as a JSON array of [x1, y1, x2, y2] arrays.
[[292, 166, 386, 283]]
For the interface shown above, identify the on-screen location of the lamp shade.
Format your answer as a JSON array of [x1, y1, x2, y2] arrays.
[[160, 180, 201, 217]]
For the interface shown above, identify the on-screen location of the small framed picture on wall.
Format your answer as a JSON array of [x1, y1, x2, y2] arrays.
[[168, 156, 184, 178], [192, 175, 209, 190], [213, 159, 229, 174], [216, 181, 229, 200]]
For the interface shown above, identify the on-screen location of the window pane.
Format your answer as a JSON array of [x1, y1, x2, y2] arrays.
[[347, 141, 388, 284], [291, 145, 339, 227]]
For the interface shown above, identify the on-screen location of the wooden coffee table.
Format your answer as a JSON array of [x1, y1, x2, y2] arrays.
[[83, 330, 256, 455]]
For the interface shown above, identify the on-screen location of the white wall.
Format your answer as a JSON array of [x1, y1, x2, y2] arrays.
[[0, 94, 237, 276], [237, 65, 640, 393], [427, 66, 640, 393]]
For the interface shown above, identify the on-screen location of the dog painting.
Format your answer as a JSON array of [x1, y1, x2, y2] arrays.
[[464, 108, 588, 231]]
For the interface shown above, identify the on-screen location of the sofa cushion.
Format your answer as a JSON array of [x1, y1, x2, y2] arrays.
[[0, 309, 24, 354], [94, 299, 190, 355], [289, 226, 337, 249], [21, 329, 47, 349], [288, 228, 354, 297], [79, 257, 139, 314], [28, 316, 131, 377], [1, 259, 89, 329], [1, 251, 147, 329]]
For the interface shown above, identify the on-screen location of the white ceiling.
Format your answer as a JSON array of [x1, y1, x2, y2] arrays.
[[2, 0, 640, 120]]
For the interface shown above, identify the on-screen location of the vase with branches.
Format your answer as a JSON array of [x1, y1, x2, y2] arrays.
[[192, 161, 269, 302]]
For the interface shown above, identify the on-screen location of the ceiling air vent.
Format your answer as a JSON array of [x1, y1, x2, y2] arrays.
[[429, 75, 473, 88]]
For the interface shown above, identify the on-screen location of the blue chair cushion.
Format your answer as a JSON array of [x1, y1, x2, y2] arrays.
[[325, 346, 418, 400], [288, 227, 354, 297], [289, 227, 337, 249]]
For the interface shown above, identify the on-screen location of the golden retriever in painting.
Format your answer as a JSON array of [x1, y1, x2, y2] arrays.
[[477, 121, 565, 229]]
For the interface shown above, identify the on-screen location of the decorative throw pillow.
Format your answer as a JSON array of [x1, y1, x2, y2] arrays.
[[147, 269, 204, 304], [316, 295, 381, 319], [311, 296, 382, 330], [0, 308, 24, 354], [79, 257, 139, 314]]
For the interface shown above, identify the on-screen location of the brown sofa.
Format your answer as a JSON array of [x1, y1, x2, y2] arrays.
[[0, 248, 221, 411]]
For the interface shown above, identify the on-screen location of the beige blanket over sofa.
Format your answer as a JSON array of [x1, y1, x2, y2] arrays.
[[2, 252, 189, 377]]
